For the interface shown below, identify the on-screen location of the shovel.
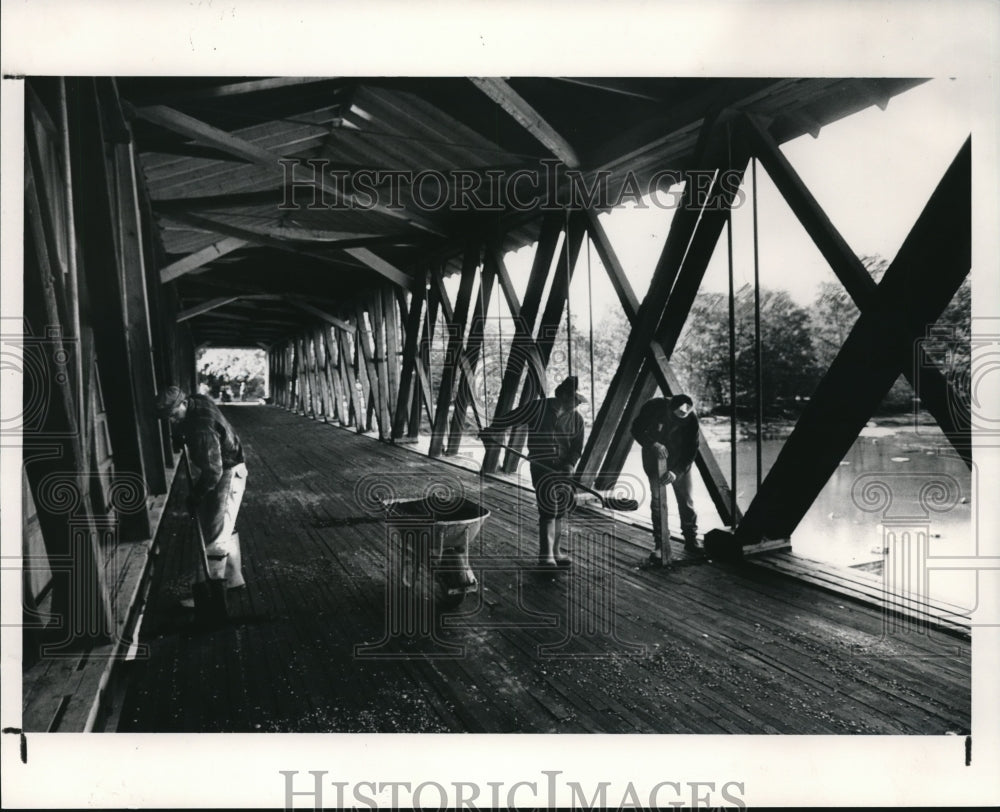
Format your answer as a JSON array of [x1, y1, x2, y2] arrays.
[[483, 440, 639, 512], [184, 448, 229, 624]]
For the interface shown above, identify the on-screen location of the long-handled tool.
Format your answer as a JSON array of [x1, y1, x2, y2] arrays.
[[183, 448, 229, 624], [483, 439, 639, 512]]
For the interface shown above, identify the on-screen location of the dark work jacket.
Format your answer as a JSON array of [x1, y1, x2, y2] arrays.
[[486, 397, 584, 471], [178, 394, 245, 499], [630, 398, 699, 478]]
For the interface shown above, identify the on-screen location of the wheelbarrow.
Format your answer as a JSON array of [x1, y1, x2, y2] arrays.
[[384, 496, 490, 610]]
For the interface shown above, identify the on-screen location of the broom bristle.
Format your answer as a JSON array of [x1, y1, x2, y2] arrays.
[[604, 497, 639, 511]]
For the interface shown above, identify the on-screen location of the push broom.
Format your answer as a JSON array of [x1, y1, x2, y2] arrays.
[[482, 439, 639, 512]]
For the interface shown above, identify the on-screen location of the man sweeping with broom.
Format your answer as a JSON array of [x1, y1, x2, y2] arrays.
[[478, 376, 586, 569], [154, 386, 248, 606]]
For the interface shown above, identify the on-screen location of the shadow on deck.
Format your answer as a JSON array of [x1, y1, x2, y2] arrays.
[[115, 406, 970, 734]]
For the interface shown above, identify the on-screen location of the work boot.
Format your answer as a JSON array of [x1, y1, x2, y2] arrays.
[[683, 535, 702, 554]]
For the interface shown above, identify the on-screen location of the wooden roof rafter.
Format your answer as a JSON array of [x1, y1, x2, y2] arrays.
[[129, 102, 443, 235], [469, 77, 581, 168]]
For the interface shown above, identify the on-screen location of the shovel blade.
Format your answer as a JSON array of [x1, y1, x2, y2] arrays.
[[192, 577, 229, 625]]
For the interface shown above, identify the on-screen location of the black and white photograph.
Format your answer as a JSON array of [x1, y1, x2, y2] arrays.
[[2, 1, 999, 808]]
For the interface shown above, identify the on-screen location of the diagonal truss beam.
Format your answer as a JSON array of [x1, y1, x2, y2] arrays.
[[501, 210, 586, 472], [469, 77, 580, 168], [579, 114, 743, 489], [131, 103, 441, 235], [159, 236, 249, 283], [160, 210, 414, 287], [481, 212, 564, 473], [392, 278, 427, 439], [284, 297, 355, 332], [740, 113, 970, 465], [448, 256, 497, 453], [584, 209, 740, 525], [176, 296, 240, 322], [429, 246, 480, 456], [736, 138, 971, 544]]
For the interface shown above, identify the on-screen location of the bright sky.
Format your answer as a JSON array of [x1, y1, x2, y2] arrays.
[[490, 77, 975, 323]]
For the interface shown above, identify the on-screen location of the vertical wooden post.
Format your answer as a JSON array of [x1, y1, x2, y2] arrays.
[[328, 328, 351, 426], [68, 77, 152, 540], [24, 145, 114, 645], [114, 138, 167, 495], [370, 293, 393, 439], [354, 304, 382, 436], [413, 272, 440, 435], [383, 284, 401, 411]]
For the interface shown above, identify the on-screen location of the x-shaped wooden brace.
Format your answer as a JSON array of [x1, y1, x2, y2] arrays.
[[736, 136, 971, 544]]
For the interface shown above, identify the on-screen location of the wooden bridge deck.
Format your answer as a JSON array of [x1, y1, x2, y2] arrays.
[[115, 405, 970, 734]]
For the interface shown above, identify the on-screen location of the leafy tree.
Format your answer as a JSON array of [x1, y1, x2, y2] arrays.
[[196, 348, 267, 400], [673, 286, 821, 417]]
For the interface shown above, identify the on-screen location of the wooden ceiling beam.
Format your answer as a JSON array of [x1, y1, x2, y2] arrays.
[[160, 211, 373, 273], [284, 298, 356, 333], [177, 296, 240, 322], [469, 77, 580, 168], [160, 236, 249, 283], [343, 247, 415, 290], [131, 102, 443, 235]]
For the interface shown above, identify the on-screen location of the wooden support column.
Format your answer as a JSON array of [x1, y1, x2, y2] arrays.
[[584, 208, 741, 526], [289, 340, 300, 412], [393, 277, 427, 439], [429, 245, 480, 456], [355, 304, 387, 438], [740, 113, 970, 466], [370, 293, 394, 438], [502, 212, 585, 473], [736, 139, 970, 544], [330, 329, 352, 426], [337, 330, 365, 432], [383, 284, 402, 411], [482, 213, 563, 472], [274, 344, 284, 407], [314, 328, 334, 421], [309, 329, 328, 420], [352, 321, 375, 432], [24, 161, 114, 646], [113, 137, 167, 495], [447, 259, 497, 452], [68, 77, 152, 540], [413, 273, 441, 436]]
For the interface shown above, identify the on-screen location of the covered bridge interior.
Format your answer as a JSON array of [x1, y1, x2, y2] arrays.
[[18, 76, 972, 735]]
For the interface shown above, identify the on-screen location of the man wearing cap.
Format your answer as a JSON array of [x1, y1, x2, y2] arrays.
[[154, 385, 248, 593], [479, 376, 587, 568], [630, 393, 701, 566]]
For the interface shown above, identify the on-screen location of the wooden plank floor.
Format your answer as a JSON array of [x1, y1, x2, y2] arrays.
[[116, 406, 970, 734]]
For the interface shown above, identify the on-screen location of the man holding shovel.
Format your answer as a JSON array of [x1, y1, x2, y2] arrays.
[[479, 376, 586, 568], [631, 394, 701, 567], [154, 386, 248, 603]]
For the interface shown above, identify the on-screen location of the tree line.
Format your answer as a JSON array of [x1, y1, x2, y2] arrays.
[[448, 256, 972, 424]]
